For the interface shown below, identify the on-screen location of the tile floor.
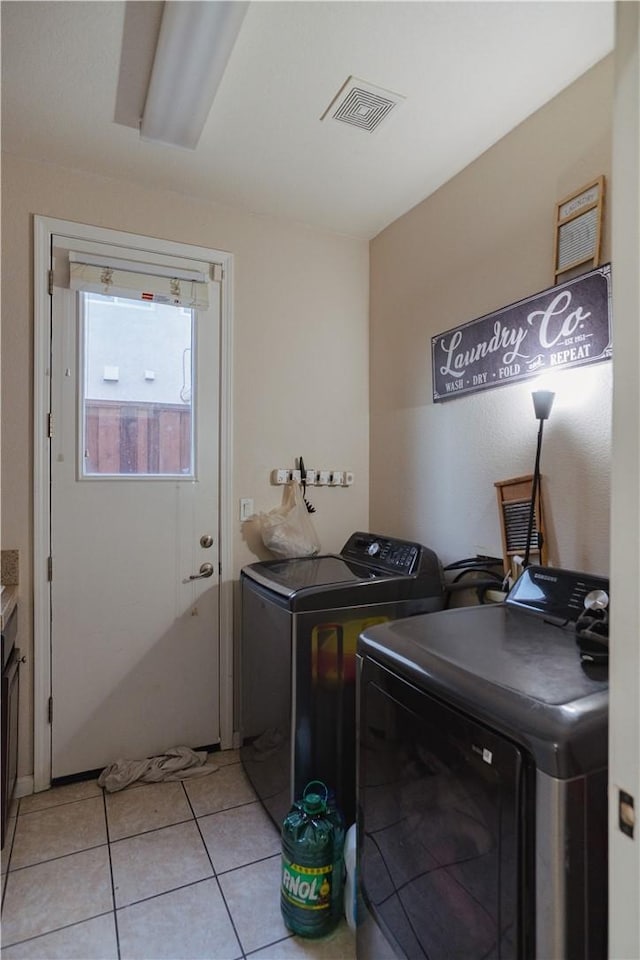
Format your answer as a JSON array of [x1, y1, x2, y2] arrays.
[[0, 750, 355, 960]]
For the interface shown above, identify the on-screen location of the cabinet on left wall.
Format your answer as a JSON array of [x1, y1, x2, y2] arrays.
[[1, 551, 20, 849]]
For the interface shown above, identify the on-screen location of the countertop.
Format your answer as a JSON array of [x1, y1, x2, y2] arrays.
[[1, 586, 18, 632]]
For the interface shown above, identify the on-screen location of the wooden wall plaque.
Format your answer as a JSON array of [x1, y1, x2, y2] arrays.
[[553, 176, 604, 283]]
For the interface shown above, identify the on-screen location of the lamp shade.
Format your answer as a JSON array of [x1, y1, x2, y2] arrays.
[[532, 390, 555, 421]]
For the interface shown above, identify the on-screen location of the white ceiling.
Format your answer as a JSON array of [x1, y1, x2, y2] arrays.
[[1, 1, 615, 240]]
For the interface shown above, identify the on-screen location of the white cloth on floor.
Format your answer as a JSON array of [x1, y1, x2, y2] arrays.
[[97, 745, 218, 793]]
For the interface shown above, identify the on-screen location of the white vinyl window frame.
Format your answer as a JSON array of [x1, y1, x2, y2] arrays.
[[77, 291, 197, 481], [33, 217, 235, 793]]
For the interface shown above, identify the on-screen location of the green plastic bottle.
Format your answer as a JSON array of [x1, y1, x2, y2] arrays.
[[280, 781, 345, 938]]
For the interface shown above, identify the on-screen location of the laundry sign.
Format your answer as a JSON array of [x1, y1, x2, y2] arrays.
[[431, 264, 612, 402]]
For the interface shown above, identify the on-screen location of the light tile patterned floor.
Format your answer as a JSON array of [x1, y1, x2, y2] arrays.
[[0, 750, 355, 960]]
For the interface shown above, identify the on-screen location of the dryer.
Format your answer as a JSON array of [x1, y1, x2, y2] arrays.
[[357, 565, 609, 960]]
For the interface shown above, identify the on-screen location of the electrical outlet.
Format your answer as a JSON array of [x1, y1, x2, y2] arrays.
[[291, 469, 302, 483], [317, 470, 330, 486], [305, 469, 316, 485], [239, 498, 254, 521], [330, 471, 343, 486]]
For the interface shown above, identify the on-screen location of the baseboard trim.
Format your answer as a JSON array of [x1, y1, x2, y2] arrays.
[[15, 775, 34, 799]]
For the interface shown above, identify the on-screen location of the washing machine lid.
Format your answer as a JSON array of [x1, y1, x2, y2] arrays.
[[241, 533, 445, 611], [242, 554, 393, 598]]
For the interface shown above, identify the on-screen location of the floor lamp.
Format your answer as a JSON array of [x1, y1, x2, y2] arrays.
[[523, 390, 555, 569]]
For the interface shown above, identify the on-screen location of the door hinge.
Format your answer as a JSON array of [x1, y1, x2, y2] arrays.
[[48, 696, 53, 724], [47, 556, 53, 581], [47, 413, 54, 438], [48, 269, 54, 296]]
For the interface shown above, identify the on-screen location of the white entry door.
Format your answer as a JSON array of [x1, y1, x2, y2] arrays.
[[49, 234, 221, 779]]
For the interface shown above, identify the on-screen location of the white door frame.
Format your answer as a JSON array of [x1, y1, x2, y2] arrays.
[[33, 216, 235, 792], [610, 3, 640, 956]]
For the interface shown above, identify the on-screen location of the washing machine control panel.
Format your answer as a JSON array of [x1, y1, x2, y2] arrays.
[[342, 532, 420, 575]]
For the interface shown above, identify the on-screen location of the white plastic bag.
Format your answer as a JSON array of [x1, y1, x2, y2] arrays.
[[256, 481, 321, 558], [343, 822, 358, 931]]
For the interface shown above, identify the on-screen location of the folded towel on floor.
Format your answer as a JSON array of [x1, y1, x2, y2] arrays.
[[98, 745, 218, 793]]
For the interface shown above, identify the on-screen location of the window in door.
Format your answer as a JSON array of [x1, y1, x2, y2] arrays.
[[80, 295, 195, 477]]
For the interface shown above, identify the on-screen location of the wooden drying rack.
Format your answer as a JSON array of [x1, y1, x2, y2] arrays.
[[495, 475, 547, 579]]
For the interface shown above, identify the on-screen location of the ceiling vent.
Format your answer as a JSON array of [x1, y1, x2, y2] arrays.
[[321, 76, 405, 133]]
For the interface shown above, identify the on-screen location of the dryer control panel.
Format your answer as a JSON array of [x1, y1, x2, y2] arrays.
[[506, 565, 609, 623]]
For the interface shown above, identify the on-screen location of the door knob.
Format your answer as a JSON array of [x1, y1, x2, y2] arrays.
[[200, 535, 214, 549], [189, 562, 214, 580]]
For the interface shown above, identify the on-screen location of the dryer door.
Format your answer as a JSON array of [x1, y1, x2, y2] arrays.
[[358, 658, 534, 960]]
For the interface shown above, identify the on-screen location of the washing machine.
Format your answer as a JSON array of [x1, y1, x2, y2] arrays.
[[239, 531, 444, 828], [357, 564, 609, 960]]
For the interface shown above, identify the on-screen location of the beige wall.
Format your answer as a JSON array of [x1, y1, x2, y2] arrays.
[[1, 156, 370, 779], [370, 56, 613, 575]]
